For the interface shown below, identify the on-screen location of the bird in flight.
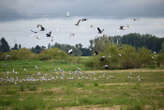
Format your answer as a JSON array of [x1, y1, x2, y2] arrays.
[[81, 18, 87, 22], [66, 11, 70, 17], [75, 19, 82, 26], [133, 18, 137, 22], [68, 49, 73, 54], [31, 30, 38, 34], [70, 33, 75, 37], [46, 31, 52, 37], [37, 24, 45, 31], [97, 27, 104, 34], [75, 18, 88, 26]]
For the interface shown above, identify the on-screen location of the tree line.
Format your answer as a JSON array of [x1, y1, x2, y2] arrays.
[[90, 33, 164, 53], [0, 33, 164, 56]]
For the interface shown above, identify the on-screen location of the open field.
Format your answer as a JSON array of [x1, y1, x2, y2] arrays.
[[0, 60, 164, 110]]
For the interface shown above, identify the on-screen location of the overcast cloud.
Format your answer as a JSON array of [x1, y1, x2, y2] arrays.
[[0, 0, 164, 21], [0, 0, 164, 48]]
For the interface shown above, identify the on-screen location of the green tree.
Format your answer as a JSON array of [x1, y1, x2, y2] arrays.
[[120, 45, 139, 69], [0, 37, 10, 52], [138, 47, 153, 67], [12, 43, 18, 50], [158, 43, 164, 66]]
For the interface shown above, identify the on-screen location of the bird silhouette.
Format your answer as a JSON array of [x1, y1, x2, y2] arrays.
[[119, 26, 126, 30], [75, 18, 87, 26], [90, 25, 94, 28], [97, 27, 104, 34], [75, 19, 81, 26], [70, 33, 75, 37], [66, 11, 70, 17], [31, 30, 38, 34], [133, 18, 137, 21], [119, 25, 129, 30], [68, 49, 73, 54], [81, 18, 87, 22], [46, 31, 52, 37], [37, 24, 45, 31]]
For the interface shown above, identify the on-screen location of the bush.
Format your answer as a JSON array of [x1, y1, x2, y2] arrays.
[[138, 47, 153, 67], [86, 44, 158, 69], [38, 48, 68, 60], [0, 52, 6, 60], [158, 44, 164, 66], [119, 45, 140, 69], [1, 48, 36, 60]]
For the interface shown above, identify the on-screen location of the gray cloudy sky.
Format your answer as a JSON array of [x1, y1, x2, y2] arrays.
[[0, 0, 164, 48]]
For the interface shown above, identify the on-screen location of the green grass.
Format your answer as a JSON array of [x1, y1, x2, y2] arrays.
[[0, 58, 91, 73], [0, 59, 164, 110]]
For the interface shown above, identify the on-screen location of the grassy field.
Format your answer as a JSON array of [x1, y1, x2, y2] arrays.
[[0, 59, 164, 110]]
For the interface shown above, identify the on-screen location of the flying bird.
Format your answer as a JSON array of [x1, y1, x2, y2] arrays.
[[133, 18, 137, 22], [68, 49, 73, 54], [75, 18, 88, 26], [97, 27, 104, 34], [90, 25, 93, 28], [31, 30, 38, 34], [81, 18, 87, 22], [119, 26, 127, 30], [70, 33, 75, 37], [37, 24, 45, 31], [66, 11, 70, 17], [36, 36, 40, 40], [119, 25, 129, 30], [51, 38, 54, 42], [46, 31, 52, 37], [75, 19, 81, 26]]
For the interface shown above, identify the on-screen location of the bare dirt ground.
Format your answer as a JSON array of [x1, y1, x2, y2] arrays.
[[56, 105, 120, 110]]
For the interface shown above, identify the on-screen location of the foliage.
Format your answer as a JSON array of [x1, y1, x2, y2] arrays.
[[119, 45, 139, 68], [38, 48, 68, 60], [86, 44, 158, 69], [0, 48, 36, 60], [90, 33, 164, 53], [52, 43, 92, 56], [158, 43, 164, 66], [138, 47, 153, 67], [31, 45, 46, 54], [0, 37, 10, 52]]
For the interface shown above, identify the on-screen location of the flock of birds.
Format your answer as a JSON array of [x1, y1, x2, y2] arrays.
[[30, 11, 137, 48], [0, 66, 143, 85]]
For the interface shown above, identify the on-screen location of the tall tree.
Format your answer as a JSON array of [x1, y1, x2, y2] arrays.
[[19, 44, 21, 49], [12, 43, 18, 50], [0, 38, 10, 52]]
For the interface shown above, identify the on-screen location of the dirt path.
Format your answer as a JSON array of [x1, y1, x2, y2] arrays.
[[56, 105, 120, 110], [84, 69, 164, 73]]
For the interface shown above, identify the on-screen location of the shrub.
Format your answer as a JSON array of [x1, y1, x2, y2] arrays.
[[137, 47, 153, 67], [158, 44, 164, 66], [38, 48, 68, 60], [86, 44, 156, 69], [119, 45, 140, 69], [3, 48, 36, 60]]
